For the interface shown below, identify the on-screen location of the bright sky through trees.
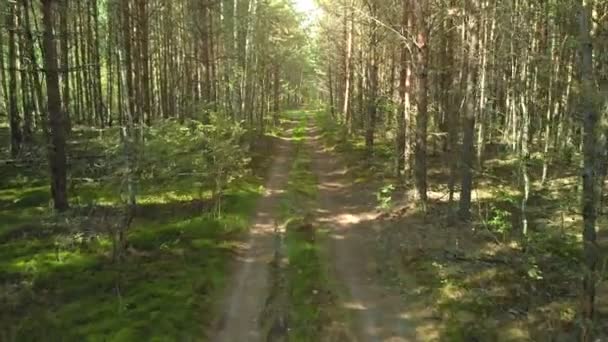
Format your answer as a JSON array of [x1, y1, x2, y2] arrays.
[[293, 0, 320, 26], [293, 0, 317, 13]]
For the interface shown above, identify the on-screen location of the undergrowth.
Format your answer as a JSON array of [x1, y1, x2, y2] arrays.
[[314, 109, 608, 341], [0, 123, 267, 340]]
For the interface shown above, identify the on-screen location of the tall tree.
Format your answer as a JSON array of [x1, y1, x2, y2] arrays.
[[7, 1, 22, 157], [41, 0, 69, 211], [579, 0, 600, 339], [342, 1, 353, 133], [397, 0, 413, 178], [365, 0, 379, 154], [458, 2, 478, 221], [414, 0, 429, 203], [60, 0, 71, 132]]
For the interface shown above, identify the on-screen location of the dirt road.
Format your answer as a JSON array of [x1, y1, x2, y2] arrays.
[[211, 130, 294, 342], [307, 122, 435, 341], [211, 116, 435, 341]]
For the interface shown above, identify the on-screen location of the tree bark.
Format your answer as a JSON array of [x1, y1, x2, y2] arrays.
[[365, 0, 378, 155], [458, 4, 478, 221], [138, 0, 151, 125], [579, 1, 599, 339], [7, 2, 23, 157], [60, 0, 71, 132], [395, 0, 408, 177], [342, 2, 353, 133], [445, 0, 458, 223], [122, 0, 136, 123], [41, 0, 69, 211], [414, 0, 429, 203]]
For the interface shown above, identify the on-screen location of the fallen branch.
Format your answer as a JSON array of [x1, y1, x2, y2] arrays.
[[440, 250, 513, 265]]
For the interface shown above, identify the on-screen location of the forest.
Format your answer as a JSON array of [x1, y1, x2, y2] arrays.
[[0, 0, 606, 341]]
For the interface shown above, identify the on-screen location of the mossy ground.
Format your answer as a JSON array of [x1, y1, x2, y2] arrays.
[[0, 127, 267, 341]]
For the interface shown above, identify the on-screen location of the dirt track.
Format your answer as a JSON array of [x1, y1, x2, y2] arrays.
[[211, 129, 294, 342], [211, 116, 436, 341]]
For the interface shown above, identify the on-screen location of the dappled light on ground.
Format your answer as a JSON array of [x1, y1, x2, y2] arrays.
[[211, 123, 295, 342], [306, 118, 442, 341], [313, 110, 608, 341]]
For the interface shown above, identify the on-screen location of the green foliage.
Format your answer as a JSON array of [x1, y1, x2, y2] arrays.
[[524, 255, 544, 281], [0, 112, 266, 340], [377, 96, 398, 120], [375, 183, 396, 211], [144, 116, 246, 178], [484, 188, 518, 240], [285, 228, 326, 340], [141, 115, 249, 215], [276, 113, 333, 340], [487, 206, 512, 240], [0, 179, 263, 341], [526, 230, 580, 264], [558, 144, 576, 165]]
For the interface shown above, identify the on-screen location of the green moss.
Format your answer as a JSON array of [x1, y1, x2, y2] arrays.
[[1, 171, 264, 341], [275, 112, 334, 340]]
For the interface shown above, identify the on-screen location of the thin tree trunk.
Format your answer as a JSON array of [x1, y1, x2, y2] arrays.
[[122, 0, 136, 123], [60, 0, 71, 132], [73, 9, 83, 124], [445, 0, 458, 223], [365, 1, 378, 155], [138, 0, 151, 125], [41, 0, 69, 211], [343, 2, 353, 133], [273, 64, 280, 124], [328, 62, 335, 117], [396, 0, 409, 178], [414, 0, 429, 203], [18, 6, 33, 143], [92, 0, 105, 127], [458, 6, 478, 221], [579, 1, 599, 339], [7, 2, 23, 157]]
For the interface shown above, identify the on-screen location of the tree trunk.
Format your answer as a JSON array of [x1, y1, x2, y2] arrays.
[[18, 6, 33, 143], [395, 0, 408, 177], [458, 6, 478, 221], [365, 1, 378, 155], [273, 64, 280, 125], [122, 0, 136, 123], [92, 0, 106, 127], [138, 0, 151, 125], [445, 0, 458, 223], [24, 0, 48, 135], [328, 62, 335, 117], [343, 3, 353, 133], [414, 0, 429, 203], [60, 0, 71, 132], [7, 2, 23, 157], [579, 1, 599, 339], [41, 0, 69, 211]]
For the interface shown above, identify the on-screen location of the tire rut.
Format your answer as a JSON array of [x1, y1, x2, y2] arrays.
[[306, 122, 432, 341], [211, 129, 295, 342]]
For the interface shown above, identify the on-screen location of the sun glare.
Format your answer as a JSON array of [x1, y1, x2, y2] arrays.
[[293, 0, 317, 13], [293, 0, 320, 25]]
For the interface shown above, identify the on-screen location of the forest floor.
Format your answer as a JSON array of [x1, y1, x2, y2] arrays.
[[314, 111, 608, 341], [0, 125, 272, 340], [210, 110, 443, 341], [308, 117, 440, 340], [211, 112, 344, 341], [210, 119, 296, 341], [2, 111, 608, 341]]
